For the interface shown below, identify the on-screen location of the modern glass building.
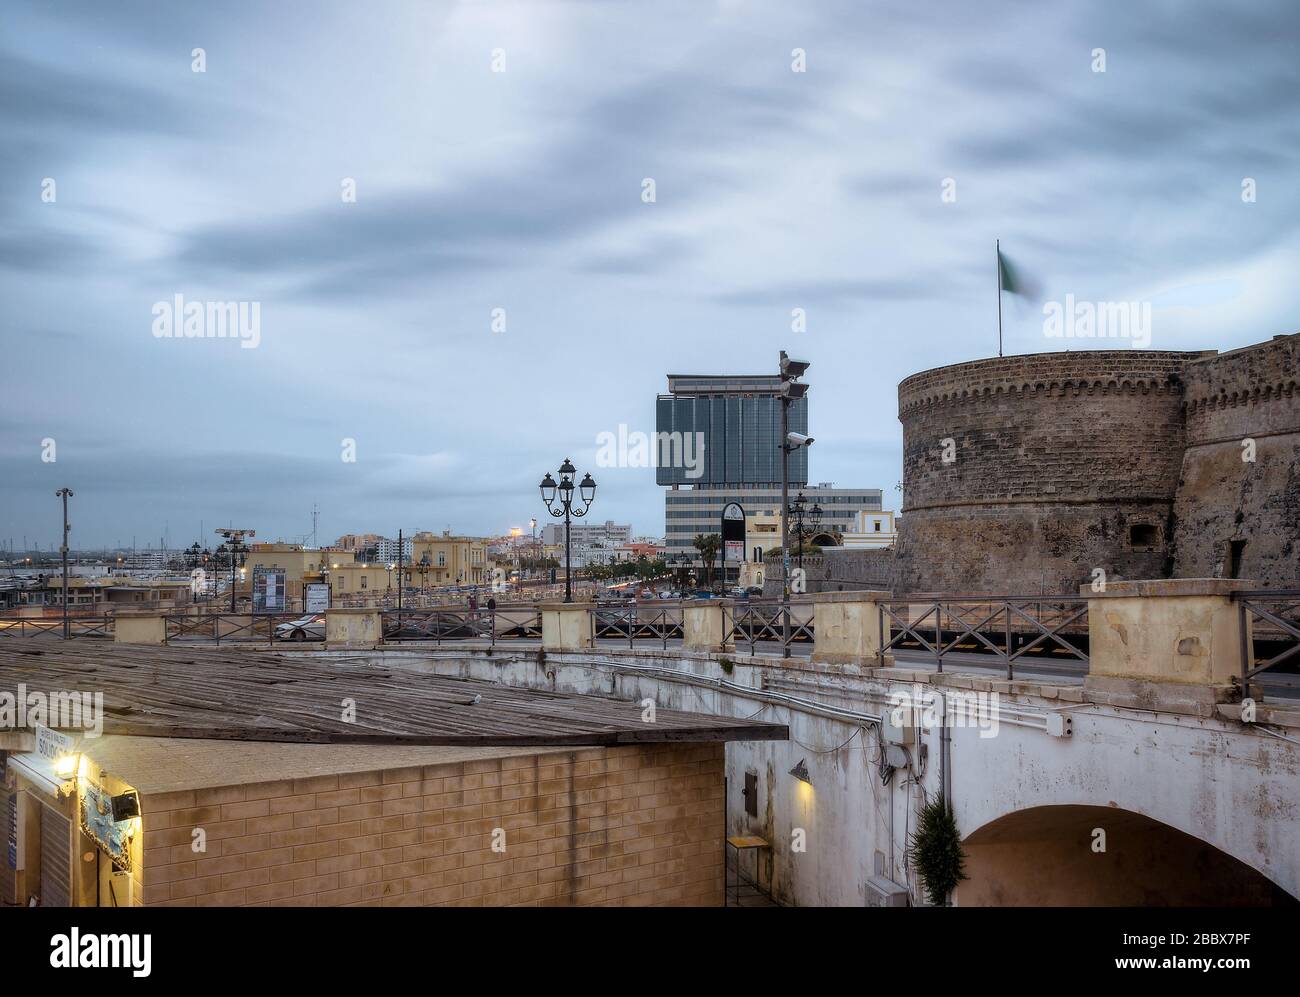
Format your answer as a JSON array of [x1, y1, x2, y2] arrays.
[[655, 375, 808, 487], [656, 374, 884, 579]]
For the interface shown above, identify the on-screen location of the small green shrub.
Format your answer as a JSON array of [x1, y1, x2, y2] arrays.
[[909, 796, 967, 905]]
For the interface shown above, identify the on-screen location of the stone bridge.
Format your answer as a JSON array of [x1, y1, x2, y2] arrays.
[[107, 579, 1300, 905]]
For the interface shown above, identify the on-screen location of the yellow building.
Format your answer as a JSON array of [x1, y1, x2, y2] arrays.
[[242, 544, 356, 604], [329, 562, 395, 599], [408, 532, 492, 587]]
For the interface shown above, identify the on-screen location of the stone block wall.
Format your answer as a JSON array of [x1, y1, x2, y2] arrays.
[[138, 743, 724, 907]]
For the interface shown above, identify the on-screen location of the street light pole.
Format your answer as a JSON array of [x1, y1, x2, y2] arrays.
[[55, 488, 72, 638], [778, 351, 811, 659], [539, 459, 596, 604], [214, 528, 254, 613], [789, 492, 805, 570]]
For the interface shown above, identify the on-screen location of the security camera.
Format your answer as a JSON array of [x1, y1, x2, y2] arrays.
[[786, 432, 814, 448]]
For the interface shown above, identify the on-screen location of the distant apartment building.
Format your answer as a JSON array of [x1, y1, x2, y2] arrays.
[[333, 533, 384, 553], [122, 549, 181, 572], [374, 535, 414, 563], [541, 520, 632, 547]]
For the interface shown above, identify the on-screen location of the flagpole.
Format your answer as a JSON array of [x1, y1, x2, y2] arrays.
[[996, 239, 1003, 357]]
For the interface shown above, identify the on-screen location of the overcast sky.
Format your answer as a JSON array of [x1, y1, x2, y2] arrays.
[[2, 0, 1298, 550]]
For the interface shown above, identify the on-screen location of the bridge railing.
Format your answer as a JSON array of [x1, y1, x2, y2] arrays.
[[380, 608, 542, 646], [726, 600, 814, 657], [590, 607, 681, 649], [878, 596, 1090, 679], [1233, 590, 1300, 684], [163, 612, 312, 646], [0, 614, 114, 639]]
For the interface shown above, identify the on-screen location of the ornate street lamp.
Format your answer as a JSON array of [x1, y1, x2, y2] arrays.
[[539, 458, 596, 603], [789, 491, 820, 570]]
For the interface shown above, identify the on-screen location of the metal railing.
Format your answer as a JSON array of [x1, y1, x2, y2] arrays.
[[728, 601, 814, 657], [380, 608, 542, 646], [591, 607, 681, 649], [1234, 590, 1300, 684], [0, 615, 114, 639], [163, 612, 314, 646], [878, 597, 1090, 678]]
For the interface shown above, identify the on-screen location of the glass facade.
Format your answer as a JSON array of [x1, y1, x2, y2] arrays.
[[655, 377, 808, 486]]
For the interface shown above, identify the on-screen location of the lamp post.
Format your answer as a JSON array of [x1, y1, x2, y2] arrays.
[[778, 351, 812, 659], [214, 528, 254, 613], [539, 458, 596, 604], [395, 528, 404, 615], [529, 518, 538, 580], [55, 488, 72, 638], [787, 492, 824, 570], [673, 553, 691, 593]]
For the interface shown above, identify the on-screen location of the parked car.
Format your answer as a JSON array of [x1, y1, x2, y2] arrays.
[[274, 614, 325, 642]]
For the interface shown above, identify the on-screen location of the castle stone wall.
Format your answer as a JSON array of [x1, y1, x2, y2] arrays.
[[893, 337, 1299, 594], [1173, 336, 1300, 587]]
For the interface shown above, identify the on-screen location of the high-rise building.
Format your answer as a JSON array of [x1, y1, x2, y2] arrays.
[[655, 374, 808, 487], [656, 372, 881, 583]]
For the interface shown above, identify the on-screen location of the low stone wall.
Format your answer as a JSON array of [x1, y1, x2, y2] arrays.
[[762, 548, 894, 596]]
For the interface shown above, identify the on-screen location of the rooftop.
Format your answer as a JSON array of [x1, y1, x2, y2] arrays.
[[0, 640, 787, 748], [82, 736, 581, 794]]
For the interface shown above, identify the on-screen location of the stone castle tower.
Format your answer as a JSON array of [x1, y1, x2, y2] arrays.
[[892, 333, 1299, 594]]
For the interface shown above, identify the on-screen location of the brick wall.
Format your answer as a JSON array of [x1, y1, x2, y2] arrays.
[[138, 742, 724, 907]]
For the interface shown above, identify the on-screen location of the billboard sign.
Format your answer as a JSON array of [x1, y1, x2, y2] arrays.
[[721, 502, 746, 582], [305, 583, 330, 613], [252, 566, 286, 613]]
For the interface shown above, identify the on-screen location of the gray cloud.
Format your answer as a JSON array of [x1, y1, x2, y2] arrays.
[[3, 0, 1299, 547]]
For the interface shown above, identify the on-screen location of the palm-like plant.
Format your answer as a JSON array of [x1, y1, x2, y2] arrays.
[[692, 534, 721, 588]]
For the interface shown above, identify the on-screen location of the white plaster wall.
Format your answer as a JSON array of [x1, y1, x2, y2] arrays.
[[337, 647, 1300, 904]]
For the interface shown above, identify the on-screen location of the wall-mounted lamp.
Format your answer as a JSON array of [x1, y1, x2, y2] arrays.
[[789, 758, 812, 785], [111, 790, 141, 823]]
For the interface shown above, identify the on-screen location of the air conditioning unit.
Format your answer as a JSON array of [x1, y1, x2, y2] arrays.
[[865, 874, 910, 907]]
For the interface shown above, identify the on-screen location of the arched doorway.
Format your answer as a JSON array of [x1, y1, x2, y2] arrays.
[[959, 805, 1296, 906]]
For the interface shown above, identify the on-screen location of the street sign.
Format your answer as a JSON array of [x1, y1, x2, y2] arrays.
[[305, 583, 330, 613], [721, 502, 746, 586]]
